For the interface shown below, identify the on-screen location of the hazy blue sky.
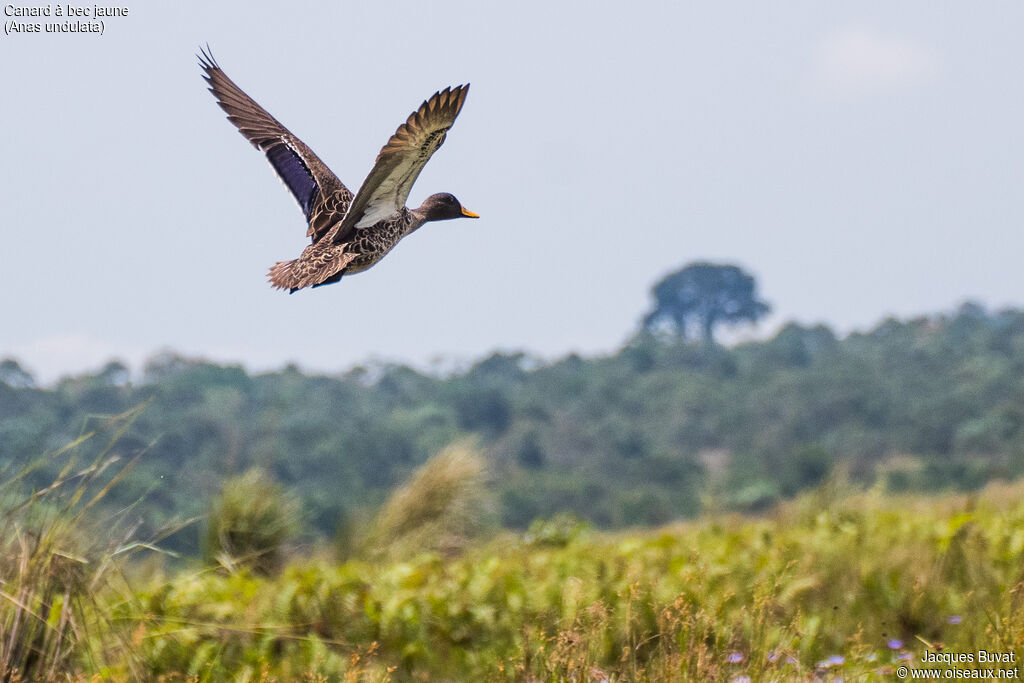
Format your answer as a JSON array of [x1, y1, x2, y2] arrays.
[[3, 1, 1023, 382]]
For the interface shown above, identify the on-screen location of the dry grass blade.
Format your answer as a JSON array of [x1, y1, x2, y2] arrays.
[[0, 405, 159, 681]]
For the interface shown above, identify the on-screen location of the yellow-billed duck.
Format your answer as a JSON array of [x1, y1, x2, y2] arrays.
[[198, 47, 478, 292]]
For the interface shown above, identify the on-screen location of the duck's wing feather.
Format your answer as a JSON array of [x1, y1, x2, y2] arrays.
[[199, 47, 352, 243], [330, 85, 469, 241]]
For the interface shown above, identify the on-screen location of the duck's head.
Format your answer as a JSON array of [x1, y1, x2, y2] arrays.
[[417, 193, 479, 222]]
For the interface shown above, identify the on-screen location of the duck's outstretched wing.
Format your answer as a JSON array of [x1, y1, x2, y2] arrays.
[[328, 85, 469, 242], [199, 47, 352, 243]]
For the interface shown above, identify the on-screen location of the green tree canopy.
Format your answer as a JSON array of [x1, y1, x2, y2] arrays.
[[0, 359, 35, 388], [643, 262, 771, 343]]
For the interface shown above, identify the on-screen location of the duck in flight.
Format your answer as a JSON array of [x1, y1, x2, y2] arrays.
[[198, 47, 478, 292]]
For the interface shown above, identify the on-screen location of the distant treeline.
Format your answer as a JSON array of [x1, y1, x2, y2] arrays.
[[2, 302, 1023, 552]]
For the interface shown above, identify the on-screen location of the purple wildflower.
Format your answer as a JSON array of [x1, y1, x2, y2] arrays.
[[817, 654, 845, 668], [727, 652, 745, 664], [947, 615, 962, 624], [888, 639, 903, 650]]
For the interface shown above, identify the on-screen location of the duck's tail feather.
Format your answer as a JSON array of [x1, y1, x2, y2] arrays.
[[267, 246, 356, 293], [267, 259, 302, 294]]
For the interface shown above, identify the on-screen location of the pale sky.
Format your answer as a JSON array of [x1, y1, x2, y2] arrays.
[[2, 1, 1023, 382]]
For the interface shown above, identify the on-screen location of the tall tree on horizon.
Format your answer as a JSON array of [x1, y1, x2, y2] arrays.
[[643, 262, 771, 344]]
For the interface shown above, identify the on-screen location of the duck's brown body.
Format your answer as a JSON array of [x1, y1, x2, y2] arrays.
[[269, 208, 419, 290], [199, 48, 478, 292]]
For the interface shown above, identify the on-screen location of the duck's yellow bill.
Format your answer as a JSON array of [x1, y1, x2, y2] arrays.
[[461, 207, 480, 218]]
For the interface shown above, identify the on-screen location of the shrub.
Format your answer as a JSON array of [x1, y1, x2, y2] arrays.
[[203, 467, 299, 575], [361, 440, 493, 559]]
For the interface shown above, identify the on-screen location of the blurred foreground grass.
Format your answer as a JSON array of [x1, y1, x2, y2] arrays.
[[119, 481, 1023, 681], [3, 420, 1024, 680]]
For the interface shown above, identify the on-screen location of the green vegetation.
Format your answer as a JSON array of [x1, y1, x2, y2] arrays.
[[3, 277, 1024, 677], [203, 468, 300, 575], [3, 302, 1024, 551], [0, 408, 168, 681], [643, 262, 771, 343], [4, 463, 1024, 679], [359, 440, 494, 561]]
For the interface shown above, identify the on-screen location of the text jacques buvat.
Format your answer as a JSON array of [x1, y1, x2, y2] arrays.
[[4, 5, 129, 35]]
